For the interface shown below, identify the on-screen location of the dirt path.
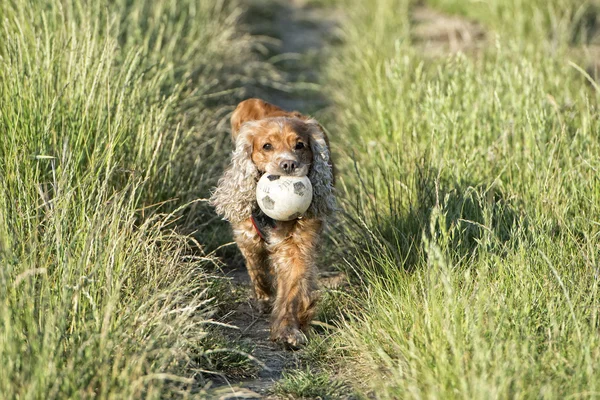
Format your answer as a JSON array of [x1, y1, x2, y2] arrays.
[[207, 2, 338, 399], [214, 267, 291, 398], [411, 5, 486, 57]]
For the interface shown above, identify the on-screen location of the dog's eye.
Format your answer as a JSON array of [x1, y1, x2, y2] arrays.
[[295, 142, 305, 150], [263, 143, 273, 150]]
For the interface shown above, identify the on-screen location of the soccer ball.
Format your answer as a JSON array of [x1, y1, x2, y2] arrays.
[[256, 174, 313, 221]]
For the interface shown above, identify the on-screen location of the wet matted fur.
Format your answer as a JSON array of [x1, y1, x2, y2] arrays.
[[210, 98, 335, 348]]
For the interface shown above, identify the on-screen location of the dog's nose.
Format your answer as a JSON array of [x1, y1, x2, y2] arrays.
[[279, 159, 298, 173]]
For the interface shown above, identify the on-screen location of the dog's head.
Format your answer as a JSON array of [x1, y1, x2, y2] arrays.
[[210, 101, 335, 224], [246, 117, 314, 177]]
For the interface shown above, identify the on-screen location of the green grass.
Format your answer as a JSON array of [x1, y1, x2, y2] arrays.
[[427, 0, 599, 46], [0, 0, 274, 397], [272, 367, 347, 399], [4, 0, 600, 397], [315, 0, 600, 398]]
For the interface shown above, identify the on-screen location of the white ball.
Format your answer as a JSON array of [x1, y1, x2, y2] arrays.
[[256, 174, 313, 221]]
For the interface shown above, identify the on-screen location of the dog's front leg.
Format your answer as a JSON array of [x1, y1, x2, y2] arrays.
[[269, 219, 321, 348], [233, 219, 274, 313]]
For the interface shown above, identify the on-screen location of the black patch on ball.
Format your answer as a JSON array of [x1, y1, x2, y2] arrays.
[[262, 196, 275, 210], [267, 175, 281, 181], [287, 212, 302, 220], [293, 182, 307, 196]]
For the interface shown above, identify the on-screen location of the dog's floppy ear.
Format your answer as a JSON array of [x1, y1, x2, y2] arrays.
[[305, 119, 336, 220], [210, 122, 260, 224], [231, 98, 304, 141]]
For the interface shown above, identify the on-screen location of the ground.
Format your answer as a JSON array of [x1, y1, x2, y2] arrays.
[[203, 1, 341, 397]]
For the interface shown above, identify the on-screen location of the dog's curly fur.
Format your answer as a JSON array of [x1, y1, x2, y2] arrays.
[[210, 98, 335, 348]]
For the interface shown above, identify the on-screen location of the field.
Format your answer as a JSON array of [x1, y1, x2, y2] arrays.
[[1, 0, 600, 398], [316, 0, 600, 398]]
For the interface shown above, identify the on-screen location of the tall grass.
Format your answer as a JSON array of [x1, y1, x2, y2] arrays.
[[0, 0, 269, 397], [320, 0, 600, 397], [427, 0, 599, 46]]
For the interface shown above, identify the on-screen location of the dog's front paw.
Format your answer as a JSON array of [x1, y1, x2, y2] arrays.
[[255, 297, 272, 314], [271, 326, 307, 350]]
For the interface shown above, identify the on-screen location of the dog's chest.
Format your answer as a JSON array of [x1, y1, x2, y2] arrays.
[[251, 209, 299, 244]]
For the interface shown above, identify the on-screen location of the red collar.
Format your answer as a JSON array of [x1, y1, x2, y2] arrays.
[[251, 214, 267, 241], [251, 211, 277, 241]]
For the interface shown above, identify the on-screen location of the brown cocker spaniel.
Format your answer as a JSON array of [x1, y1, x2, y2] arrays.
[[210, 98, 335, 348]]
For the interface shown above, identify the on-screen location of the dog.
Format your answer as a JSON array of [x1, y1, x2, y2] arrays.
[[210, 98, 335, 348]]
